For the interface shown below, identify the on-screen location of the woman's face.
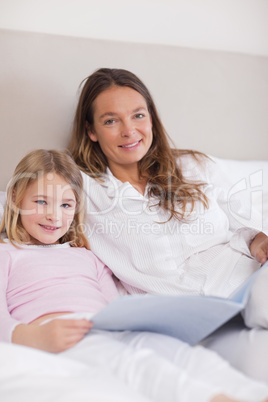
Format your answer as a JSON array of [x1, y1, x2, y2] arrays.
[[88, 86, 153, 174]]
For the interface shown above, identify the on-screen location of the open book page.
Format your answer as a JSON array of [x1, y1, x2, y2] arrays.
[[93, 261, 267, 345]]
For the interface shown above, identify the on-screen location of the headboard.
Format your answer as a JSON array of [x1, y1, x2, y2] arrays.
[[0, 29, 267, 189]]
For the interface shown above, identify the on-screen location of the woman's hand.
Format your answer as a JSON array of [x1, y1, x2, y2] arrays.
[[249, 232, 268, 265], [12, 318, 93, 353]]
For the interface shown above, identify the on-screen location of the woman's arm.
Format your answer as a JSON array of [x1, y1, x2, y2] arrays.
[[250, 232, 268, 264], [12, 318, 92, 353]]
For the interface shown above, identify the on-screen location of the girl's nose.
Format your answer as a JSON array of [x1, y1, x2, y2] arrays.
[[46, 206, 60, 222], [46, 214, 60, 223]]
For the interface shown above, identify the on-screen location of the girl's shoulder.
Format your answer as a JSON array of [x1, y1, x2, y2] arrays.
[[69, 245, 99, 259], [0, 241, 16, 251], [0, 242, 17, 265], [69, 246, 107, 270]]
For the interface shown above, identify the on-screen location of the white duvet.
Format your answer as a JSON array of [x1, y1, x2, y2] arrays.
[[1, 326, 268, 402], [0, 341, 149, 402]]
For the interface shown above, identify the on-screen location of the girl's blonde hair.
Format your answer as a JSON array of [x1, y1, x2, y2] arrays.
[[0, 149, 89, 249], [68, 68, 208, 221]]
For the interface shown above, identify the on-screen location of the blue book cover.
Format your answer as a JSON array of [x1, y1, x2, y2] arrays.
[[93, 261, 267, 345]]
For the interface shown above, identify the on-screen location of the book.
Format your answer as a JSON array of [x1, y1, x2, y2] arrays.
[[92, 261, 267, 345]]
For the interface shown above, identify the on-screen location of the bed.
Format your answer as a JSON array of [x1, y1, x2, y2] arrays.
[[0, 341, 150, 402], [0, 28, 268, 399]]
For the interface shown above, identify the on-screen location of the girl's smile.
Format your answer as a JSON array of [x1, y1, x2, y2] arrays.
[[39, 224, 60, 232]]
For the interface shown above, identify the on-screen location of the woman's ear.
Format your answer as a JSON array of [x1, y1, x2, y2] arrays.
[[86, 121, 98, 143]]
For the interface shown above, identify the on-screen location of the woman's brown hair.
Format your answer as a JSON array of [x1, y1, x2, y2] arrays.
[[0, 149, 89, 248], [68, 68, 208, 221]]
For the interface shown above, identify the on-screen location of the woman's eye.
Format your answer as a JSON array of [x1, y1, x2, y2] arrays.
[[135, 113, 145, 119], [104, 119, 115, 125]]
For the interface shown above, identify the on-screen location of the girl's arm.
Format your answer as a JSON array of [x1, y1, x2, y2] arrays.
[[0, 250, 23, 342], [94, 254, 120, 302], [12, 318, 92, 353]]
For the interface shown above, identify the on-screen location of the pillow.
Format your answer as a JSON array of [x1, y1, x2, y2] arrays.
[[211, 157, 268, 235], [0, 191, 6, 222]]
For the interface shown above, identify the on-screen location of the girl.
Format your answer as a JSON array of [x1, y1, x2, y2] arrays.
[[1, 149, 268, 402]]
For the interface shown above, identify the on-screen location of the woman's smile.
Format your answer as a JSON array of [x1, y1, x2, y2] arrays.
[[119, 139, 142, 149]]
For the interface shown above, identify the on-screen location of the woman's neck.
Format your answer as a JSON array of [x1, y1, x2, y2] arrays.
[[108, 164, 147, 195]]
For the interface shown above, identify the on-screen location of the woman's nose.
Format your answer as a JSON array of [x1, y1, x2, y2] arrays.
[[121, 120, 135, 137]]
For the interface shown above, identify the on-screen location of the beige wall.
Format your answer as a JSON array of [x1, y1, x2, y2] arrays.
[[0, 29, 268, 189], [1, 0, 268, 56]]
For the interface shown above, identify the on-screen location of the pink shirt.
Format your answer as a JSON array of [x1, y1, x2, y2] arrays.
[[0, 242, 119, 342]]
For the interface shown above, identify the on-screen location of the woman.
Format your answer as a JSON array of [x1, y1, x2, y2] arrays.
[[68, 68, 268, 377]]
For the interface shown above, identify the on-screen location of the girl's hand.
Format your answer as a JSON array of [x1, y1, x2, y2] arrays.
[[210, 395, 240, 402], [249, 232, 268, 265], [12, 318, 93, 353]]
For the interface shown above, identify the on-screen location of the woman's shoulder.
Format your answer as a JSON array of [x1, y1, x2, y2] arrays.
[[81, 169, 106, 182], [175, 150, 213, 180], [81, 169, 108, 189], [177, 152, 236, 191]]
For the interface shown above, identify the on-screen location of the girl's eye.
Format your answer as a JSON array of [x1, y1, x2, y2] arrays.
[[61, 203, 71, 209], [35, 200, 46, 205]]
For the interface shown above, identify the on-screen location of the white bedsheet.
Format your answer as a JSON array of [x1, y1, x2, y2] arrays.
[[0, 342, 149, 402], [2, 327, 268, 402]]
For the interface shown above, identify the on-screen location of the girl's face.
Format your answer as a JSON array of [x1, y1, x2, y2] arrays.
[[88, 86, 153, 174], [19, 173, 76, 245]]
